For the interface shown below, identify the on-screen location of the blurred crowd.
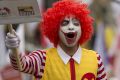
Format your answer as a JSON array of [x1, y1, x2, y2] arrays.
[[0, 0, 120, 80]]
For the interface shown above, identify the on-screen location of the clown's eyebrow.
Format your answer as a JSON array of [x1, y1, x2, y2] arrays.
[[64, 17, 70, 21], [72, 18, 79, 22], [63, 19, 69, 22], [62, 19, 70, 25]]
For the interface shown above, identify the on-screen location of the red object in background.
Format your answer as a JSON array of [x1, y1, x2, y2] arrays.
[[0, 65, 22, 80]]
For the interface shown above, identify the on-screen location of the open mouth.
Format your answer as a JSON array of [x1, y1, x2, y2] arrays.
[[65, 32, 77, 39], [65, 32, 77, 44], [61, 31, 77, 44]]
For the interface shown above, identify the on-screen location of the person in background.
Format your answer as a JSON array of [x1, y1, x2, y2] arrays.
[[5, 0, 107, 80]]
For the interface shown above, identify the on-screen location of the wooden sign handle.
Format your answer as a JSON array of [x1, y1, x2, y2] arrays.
[[8, 24, 22, 71], [8, 24, 14, 34]]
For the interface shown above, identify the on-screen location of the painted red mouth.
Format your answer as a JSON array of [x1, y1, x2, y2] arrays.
[[65, 32, 77, 39], [62, 32, 77, 44]]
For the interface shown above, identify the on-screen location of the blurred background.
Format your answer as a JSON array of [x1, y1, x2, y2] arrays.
[[0, 0, 120, 80]]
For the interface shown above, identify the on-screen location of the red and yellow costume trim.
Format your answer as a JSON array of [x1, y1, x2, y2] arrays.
[[10, 48, 107, 80]]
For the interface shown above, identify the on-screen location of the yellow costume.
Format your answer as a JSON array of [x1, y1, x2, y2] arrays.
[[40, 48, 98, 80]]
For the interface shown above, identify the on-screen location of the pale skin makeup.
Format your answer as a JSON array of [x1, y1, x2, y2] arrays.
[[59, 15, 82, 56]]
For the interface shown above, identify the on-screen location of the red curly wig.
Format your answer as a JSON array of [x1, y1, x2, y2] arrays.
[[41, 0, 94, 47]]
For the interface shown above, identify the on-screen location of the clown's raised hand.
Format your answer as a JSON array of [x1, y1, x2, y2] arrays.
[[5, 30, 20, 49]]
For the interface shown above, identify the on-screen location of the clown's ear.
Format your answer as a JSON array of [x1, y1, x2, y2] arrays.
[[59, 0, 82, 3]]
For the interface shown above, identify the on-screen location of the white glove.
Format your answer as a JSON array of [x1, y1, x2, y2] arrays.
[[5, 30, 20, 49]]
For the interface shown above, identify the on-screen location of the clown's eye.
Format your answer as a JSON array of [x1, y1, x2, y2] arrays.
[[73, 22, 80, 26], [61, 20, 69, 26], [72, 18, 80, 26]]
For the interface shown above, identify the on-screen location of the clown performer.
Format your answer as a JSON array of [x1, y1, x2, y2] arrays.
[[5, 0, 107, 80]]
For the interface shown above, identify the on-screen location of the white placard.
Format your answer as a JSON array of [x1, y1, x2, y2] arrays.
[[0, 0, 41, 24]]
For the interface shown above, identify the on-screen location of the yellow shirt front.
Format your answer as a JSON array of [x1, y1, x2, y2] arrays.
[[41, 48, 98, 80]]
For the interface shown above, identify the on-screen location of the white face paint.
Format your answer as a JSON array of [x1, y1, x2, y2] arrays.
[[59, 15, 82, 47]]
